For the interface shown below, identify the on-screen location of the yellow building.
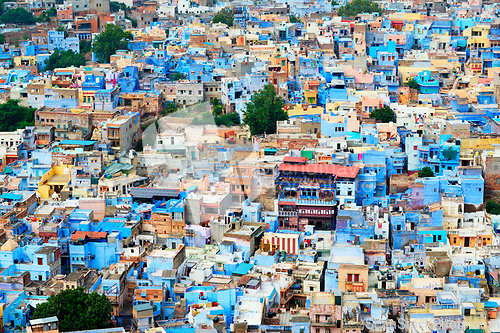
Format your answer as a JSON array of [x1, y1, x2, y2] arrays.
[[463, 303, 488, 330], [303, 89, 317, 105], [287, 104, 324, 117], [464, 25, 490, 49], [13, 55, 37, 68], [38, 164, 73, 199]]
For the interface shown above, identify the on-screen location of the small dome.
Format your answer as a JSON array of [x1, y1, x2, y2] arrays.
[[63, 167, 70, 175]]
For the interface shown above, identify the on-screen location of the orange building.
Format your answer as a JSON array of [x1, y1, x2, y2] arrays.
[[270, 51, 289, 75], [58, 5, 73, 21], [75, 14, 99, 33], [337, 264, 369, 292], [448, 230, 493, 247], [140, 1, 158, 12]]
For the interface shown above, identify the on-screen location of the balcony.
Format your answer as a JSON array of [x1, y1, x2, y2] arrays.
[[278, 211, 298, 217], [312, 321, 337, 327], [279, 197, 336, 206], [79, 102, 94, 109], [345, 281, 365, 292]]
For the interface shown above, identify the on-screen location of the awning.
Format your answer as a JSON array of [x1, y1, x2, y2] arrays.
[[0, 192, 22, 200]]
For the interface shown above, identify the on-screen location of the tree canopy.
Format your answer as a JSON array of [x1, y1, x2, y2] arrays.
[[32, 288, 112, 332], [0, 7, 36, 24], [212, 98, 224, 116], [212, 8, 234, 26], [92, 24, 133, 63], [110, 1, 128, 12], [243, 84, 288, 136], [170, 72, 187, 81], [36, 7, 57, 23], [418, 167, 435, 178], [215, 113, 240, 127], [337, 0, 383, 17], [407, 78, 420, 91], [56, 25, 69, 38], [289, 15, 301, 23], [369, 106, 395, 123], [0, 0, 9, 15], [0, 100, 35, 132], [486, 200, 500, 215], [80, 40, 92, 54], [162, 101, 178, 116], [44, 49, 86, 71]]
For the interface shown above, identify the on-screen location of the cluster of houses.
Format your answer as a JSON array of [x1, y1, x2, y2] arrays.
[[2, 0, 500, 333]]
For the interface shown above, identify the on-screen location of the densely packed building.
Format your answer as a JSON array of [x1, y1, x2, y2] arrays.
[[2, 0, 500, 332]]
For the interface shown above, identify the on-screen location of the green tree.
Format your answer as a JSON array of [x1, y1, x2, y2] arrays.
[[44, 49, 86, 71], [212, 8, 234, 26], [369, 105, 395, 123], [212, 98, 224, 116], [0, 7, 35, 24], [0, 34, 5, 44], [79, 40, 92, 54], [36, 7, 57, 22], [0, 100, 35, 132], [46, 7, 57, 17], [337, 0, 383, 17], [243, 84, 288, 136], [170, 72, 187, 81], [56, 25, 69, 38], [135, 138, 143, 151], [0, 0, 9, 14], [92, 24, 133, 63], [32, 288, 112, 332], [110, 1, 128, 12], [162, 101, 177, 115], [407, 78, 420, 91], [215, 113, 240, 127], [289, 15, 301, 23], [418, 167, 435, 178], [486, 200, 500, 215]]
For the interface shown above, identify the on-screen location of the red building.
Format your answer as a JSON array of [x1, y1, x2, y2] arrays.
[[276, 160, 359, 231]]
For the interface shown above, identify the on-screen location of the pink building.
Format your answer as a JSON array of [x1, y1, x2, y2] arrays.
[[360, 97, 383, 117], [309, 292, 342, 333]]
